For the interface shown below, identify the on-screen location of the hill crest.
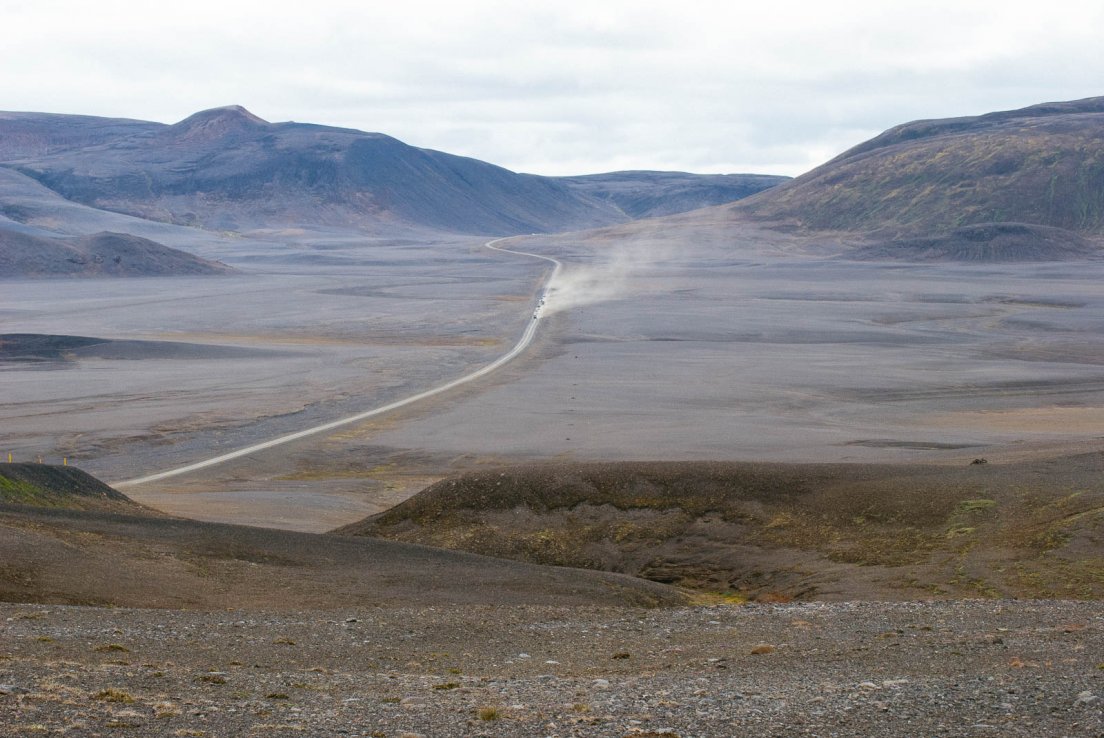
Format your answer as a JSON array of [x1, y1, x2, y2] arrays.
[[729, 95, 1104, 247], [167, 105, 271, 142], [0, 107, 784, 237]]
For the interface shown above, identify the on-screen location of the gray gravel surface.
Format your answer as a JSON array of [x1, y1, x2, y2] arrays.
[[1, 600, 1102, 736]]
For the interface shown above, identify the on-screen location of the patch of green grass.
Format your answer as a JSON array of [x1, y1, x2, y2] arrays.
[[956, 499, 997, 514], [0, 477, 55, 506]]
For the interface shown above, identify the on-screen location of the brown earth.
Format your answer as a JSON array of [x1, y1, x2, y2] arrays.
[[340, 455, 1104, 602], [0, 465, 678, 610], [0, 469, 1101, 735]]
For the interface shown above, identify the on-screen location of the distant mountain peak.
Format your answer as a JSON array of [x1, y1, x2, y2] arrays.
[[168, 105, 270, 141]]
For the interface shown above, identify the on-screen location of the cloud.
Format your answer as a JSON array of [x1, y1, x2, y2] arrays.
[[1, 0, 1102, 176]]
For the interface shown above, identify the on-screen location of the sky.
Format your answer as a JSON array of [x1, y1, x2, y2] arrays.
[[2, 0, 1102, 177]]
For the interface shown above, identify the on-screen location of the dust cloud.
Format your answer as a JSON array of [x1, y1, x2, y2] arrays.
[[544, 242, 669, 315]]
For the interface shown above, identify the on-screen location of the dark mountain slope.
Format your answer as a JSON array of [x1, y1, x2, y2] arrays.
[[729, 96, 1104, 242], [0, 225, 233, 277], [0, 111, 158, 160], [2, 106, 628, 234], [0, 106, 783, 237]]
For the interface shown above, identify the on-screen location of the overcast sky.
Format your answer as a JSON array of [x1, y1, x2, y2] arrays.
[[2, 0, 1102, 177]]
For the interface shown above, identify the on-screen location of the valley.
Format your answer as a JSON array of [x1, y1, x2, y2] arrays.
[[7, 229, 1104, 532], [1, 94, 1103, 738]]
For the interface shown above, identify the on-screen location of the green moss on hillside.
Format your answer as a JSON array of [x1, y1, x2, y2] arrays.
[[0, 463, 139, 511]]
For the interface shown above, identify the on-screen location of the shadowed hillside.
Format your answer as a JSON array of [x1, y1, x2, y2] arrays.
[[560, 170, 788, 218], [0, 106, 776, 238], [3, 105, 626, 235]]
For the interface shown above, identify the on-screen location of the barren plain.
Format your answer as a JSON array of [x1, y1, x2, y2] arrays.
[[5, 229, 1104, 530]]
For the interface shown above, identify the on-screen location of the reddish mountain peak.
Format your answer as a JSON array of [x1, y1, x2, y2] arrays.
[[167, 105, 270, 142]]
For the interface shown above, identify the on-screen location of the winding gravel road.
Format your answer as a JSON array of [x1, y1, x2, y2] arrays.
[[113, 237, 560, 488]]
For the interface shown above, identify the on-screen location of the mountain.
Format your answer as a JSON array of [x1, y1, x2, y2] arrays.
[[0, 226, 233, 277], [722, 96, 1104, 256], [560, 170, 789, 219], [5, 105, 619, 234], [0, 106, 782, 238]]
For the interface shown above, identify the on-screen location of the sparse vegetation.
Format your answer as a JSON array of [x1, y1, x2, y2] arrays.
[[956, 499, 997, 514], [0, 462, 140, 511], [93, 688, 135, 703], [348, 458, 1104, 600], [94, 643, 130, 653], [477, 706, 501, 721]]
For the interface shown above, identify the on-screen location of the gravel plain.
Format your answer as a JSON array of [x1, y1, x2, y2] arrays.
[[1, 600, 1101, 737]]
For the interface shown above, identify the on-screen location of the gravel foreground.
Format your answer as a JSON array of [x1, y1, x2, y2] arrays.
[[1, 600, 1101, 737]]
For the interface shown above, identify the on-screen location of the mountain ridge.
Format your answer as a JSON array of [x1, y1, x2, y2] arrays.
[[0, 106, 785, 238], [728, 95, 1104, 248]]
